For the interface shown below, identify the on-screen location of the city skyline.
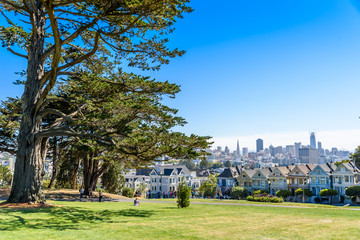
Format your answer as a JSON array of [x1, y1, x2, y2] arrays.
[[212, 129, 359, 152]]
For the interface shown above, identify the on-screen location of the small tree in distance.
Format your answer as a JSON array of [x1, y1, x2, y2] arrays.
[[177, 181, 191, 208], [319, 189, 338, 203], [345, 186, 360, 202], [199, 175, 217, 198], [276, 190, 291, 200]]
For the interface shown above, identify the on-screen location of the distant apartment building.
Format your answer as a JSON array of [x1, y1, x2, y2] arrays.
[[256, 139, 263, 153], [299, 146, 320, 164]]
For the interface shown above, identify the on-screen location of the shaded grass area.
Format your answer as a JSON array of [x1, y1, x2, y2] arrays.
[[0, 201, 360, 239]]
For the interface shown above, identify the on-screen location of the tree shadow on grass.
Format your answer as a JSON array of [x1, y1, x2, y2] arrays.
[[0, 206, 154, 231]]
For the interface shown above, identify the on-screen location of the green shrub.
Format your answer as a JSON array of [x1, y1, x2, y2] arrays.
[[246, 196, 254, 201], [177, 181, 191, 208], [340, 195, 345, 203], [295, 188, 313, 197], [345, 186, 360, 197], [246, 195, 283, 203], [276, 190, 291, 199], [314, 197, 321, 203], [319, 189, 337, 197], [269, 197, 283, 203], [253, 189, 269, 195], [253, 190, 261, 195], [230, 187, 249, 199], [122, 187, 134, 198]]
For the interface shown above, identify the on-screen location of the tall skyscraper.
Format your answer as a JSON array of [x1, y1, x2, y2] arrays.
[[236, 140, 240, 156], [310, 132, 316, 149], [242, 147, 248, 157], [256, 139, 263, 153]]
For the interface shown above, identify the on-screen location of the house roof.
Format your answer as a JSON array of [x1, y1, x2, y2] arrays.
[[153, 165, 191, 176], [163, 169, 175, 176], [277, 166, 294, 176], [241, 169, 257, 178], [218, 167, 239, 178], [313, 163, 335, 174], [259, 168, 273, 177], [341, 162, 360, 173], [195, 169, 211, 178], [136, 168, 152, 176]]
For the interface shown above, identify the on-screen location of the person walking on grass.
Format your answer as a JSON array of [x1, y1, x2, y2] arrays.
[[98, 190, 102, 202], [79, 187, 84, 199]]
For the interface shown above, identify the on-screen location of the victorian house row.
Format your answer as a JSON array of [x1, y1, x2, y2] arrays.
[[221, 162, 360, 197]]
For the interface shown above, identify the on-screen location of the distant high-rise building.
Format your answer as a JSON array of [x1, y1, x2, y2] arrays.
[[331, 147, 338, 156], [295, 142, 301, 161], [299, 146, 320, 164], [285, 145, 295, 156], [269, 145, 275, 156], [224, 146, 230, 155], [217, 146, 222, 152], [242, 147, 248, 157], [275, 146, 283, 155], [317, 141, 322, 150], [310, 132, 316, 149], [256, 139, 263, 153], [236, 140, 240, 156], [317, 141, 324, 155]]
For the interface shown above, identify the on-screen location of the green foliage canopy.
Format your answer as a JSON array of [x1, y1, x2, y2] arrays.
[[345, 186, 360, 197]]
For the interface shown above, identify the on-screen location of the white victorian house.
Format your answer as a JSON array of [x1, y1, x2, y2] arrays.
[[332, 162, 360, 195], [149, 165, 191, 195]]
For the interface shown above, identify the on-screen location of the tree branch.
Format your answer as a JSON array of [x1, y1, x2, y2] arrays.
[[7, 47, 27, 59]]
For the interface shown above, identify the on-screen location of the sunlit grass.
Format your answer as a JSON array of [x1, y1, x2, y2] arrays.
[[0, 200, 359, 239]]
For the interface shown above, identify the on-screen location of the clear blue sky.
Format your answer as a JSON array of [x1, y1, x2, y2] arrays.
[[1, 0, 360, 151]]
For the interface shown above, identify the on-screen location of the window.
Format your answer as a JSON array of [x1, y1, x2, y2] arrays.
[[320, 177, 325, 184], [258, 173, 261, 177], [312, 177, 316, 183], [243, 175, 246, 178], [345, 176, 349, 182]]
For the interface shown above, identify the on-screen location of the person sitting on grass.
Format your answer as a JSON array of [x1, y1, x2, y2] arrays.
[[134, 198, 140, 206]]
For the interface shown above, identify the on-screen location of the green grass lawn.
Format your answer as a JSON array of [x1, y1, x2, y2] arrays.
[[1, 201, 360, 240], [147, 198, 341, 208]]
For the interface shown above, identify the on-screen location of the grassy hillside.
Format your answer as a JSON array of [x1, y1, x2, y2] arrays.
[[0, 201, 359, 239]]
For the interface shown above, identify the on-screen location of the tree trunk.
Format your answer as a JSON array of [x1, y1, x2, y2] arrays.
[[7, 4, 47, 203], [82, 152, 108, 196], [72, 157, 81, 189], [48, 138, 58, 188]]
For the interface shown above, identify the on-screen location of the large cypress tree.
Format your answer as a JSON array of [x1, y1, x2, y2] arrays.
[[0, 0, 198, 203]]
